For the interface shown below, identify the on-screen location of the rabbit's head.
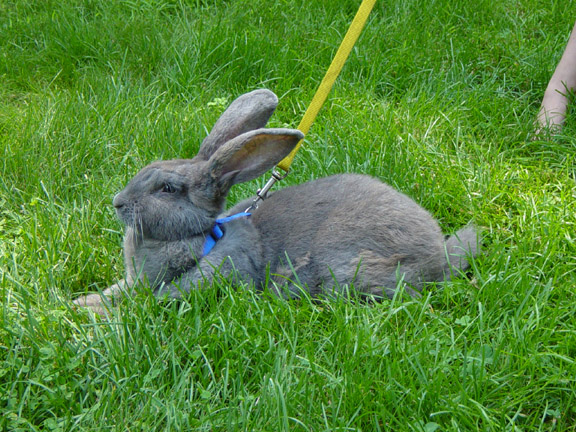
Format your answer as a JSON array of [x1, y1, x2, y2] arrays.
[[112, 89, 303, 242]]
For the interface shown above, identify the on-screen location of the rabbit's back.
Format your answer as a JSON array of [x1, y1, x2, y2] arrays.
[[249, 174, 450, 297]]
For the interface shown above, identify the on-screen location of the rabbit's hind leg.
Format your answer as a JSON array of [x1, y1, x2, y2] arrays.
[[315, 249, 421, 299]]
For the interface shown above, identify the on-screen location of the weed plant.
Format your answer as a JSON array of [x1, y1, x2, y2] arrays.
[[1, 0, 575, 430]]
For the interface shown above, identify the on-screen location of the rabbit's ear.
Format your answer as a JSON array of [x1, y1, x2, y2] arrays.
[[198, 89, 279, 160], [208, 128, 303, 190]]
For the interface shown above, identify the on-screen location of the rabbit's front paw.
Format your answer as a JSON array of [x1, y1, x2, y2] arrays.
[[73, 293, 112, 316]]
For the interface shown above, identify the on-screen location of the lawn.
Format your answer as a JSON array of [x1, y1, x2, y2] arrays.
[[1, 0, 575, 430]]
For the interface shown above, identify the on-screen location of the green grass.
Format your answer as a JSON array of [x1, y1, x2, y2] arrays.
[[1, 0, 576, 430]]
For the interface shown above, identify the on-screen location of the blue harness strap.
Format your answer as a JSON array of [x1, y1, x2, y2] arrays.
[[202, 212, 252, 257]]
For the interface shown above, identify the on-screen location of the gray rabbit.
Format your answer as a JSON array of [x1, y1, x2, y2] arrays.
[[74, 89, 479, 314]]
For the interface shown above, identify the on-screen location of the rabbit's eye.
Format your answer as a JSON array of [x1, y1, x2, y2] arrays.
[[162, 183, 176, 193]]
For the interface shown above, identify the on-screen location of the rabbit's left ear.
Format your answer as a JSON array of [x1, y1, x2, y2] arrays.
[[207, 128, 303, 190], [198, 89, 279, 160]]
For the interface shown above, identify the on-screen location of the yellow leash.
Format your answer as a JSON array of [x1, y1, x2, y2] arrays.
[[246, 0, 377, 211], [278, 0, 377, 173]]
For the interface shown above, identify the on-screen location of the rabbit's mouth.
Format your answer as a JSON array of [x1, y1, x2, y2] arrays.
[[115, 204, 139, 229], [121, 209, 146, 245], [117, 201, 218, 243], [116, 203, 157, 243]]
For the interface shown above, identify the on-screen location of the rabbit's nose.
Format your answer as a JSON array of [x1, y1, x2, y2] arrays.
[[113, 193, 124, 208]]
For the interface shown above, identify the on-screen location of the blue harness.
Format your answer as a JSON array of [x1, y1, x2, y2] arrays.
[[202, 212, 252, 256]]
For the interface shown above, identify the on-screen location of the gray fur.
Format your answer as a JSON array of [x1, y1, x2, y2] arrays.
[[74, 89, 480, 314]]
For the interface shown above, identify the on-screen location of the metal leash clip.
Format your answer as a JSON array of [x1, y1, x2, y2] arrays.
[[245, 168, 288, 212]]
